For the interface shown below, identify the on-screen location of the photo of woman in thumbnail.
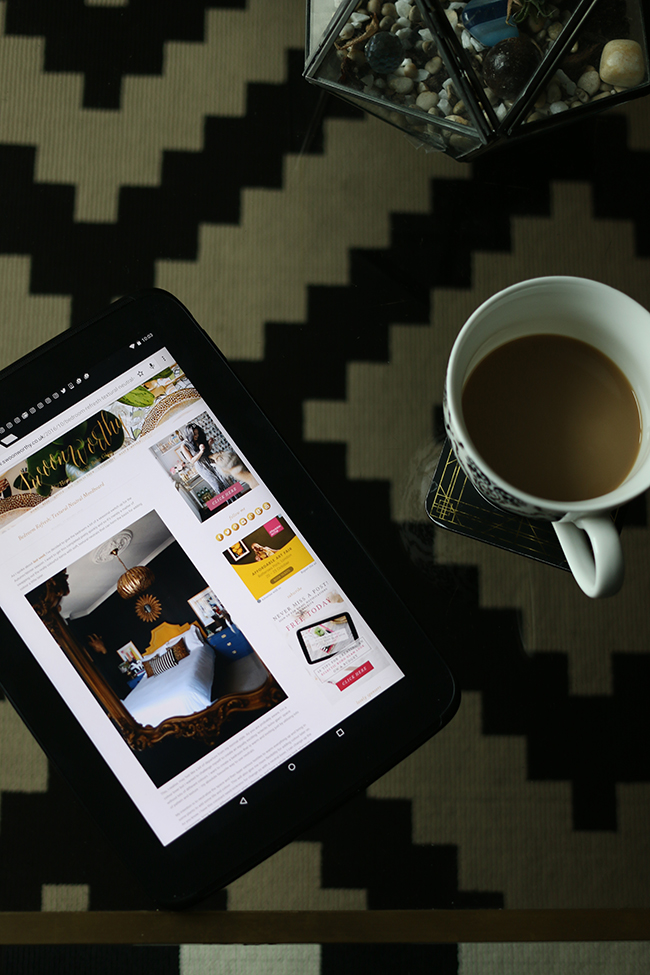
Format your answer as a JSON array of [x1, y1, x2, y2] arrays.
[[210, 449, 258, 490], [179, 423, 235, 495], [251, 542, 279, 560], [150, 413, 257, 523]]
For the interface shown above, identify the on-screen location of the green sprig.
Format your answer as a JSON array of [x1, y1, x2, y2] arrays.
[[507, 0, 556, 25]]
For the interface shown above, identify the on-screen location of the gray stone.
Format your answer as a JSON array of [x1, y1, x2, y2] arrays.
[[416, 90, 440, 110], [577, 69, 600, 96], [388, 75, 414, 94]]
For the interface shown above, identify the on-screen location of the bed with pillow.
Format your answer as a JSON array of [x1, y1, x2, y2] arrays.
[[122, 623, 215, 727], [120, 621, 285, 746]]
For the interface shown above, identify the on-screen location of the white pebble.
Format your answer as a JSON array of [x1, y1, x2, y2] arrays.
[[351, 11, 370, 26], [495, 102, 508, 121], [389, 75, 415, 93], [416, 90, 440, 110], [461, 29, 475, 50], [419, 28, 434, 42], [577, 69, 600, 96], [549, 100, 569, 113], [445, 8, 458, 28], [396, 27, 413, 43], [438, 96, 451, 114], [555, 69, 576, 95], [425, 56, 442, 74], [395, 0, 412, 16], [339, 23, 355, 40]]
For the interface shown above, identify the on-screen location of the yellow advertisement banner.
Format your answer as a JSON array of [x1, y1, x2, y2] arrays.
[[230, 536, 314, 599]]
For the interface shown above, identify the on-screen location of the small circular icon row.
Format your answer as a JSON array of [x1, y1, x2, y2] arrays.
[[216, 502, 271, 540]]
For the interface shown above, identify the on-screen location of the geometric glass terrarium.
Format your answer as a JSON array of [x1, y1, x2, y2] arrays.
[[304, 0, 649, 159]]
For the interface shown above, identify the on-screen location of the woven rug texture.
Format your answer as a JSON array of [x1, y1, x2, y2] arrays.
[[1, 1, 650, 967]]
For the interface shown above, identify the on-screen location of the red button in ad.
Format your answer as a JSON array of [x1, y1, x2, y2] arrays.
[[336, 661, 373, 690]]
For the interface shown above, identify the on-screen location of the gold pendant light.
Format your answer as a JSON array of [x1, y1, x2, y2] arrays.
[[111, 548, 155, 599]]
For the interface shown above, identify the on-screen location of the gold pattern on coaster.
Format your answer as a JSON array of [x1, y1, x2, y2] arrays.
[[426, 441, 570, 570]]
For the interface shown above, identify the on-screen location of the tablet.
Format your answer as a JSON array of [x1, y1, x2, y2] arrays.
[[0, 290, 458, 907]]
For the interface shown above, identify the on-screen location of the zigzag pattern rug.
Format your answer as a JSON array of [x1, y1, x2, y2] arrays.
[[1, 0, 650, 969]]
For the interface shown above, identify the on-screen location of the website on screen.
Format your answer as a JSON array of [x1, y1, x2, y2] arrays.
[[0, 347, 403, 844]]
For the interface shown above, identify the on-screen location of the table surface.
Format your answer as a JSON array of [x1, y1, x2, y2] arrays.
[[0, 0, 649, 934]]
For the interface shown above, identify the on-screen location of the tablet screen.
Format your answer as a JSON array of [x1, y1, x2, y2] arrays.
[[0, 338, 406, 847]]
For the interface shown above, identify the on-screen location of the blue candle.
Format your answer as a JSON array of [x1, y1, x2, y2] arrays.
[[462, 0, 519, 47]]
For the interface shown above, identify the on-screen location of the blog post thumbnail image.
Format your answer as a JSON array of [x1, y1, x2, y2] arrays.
[[25, 510, 285, 786], [150, 412, 259, 523]]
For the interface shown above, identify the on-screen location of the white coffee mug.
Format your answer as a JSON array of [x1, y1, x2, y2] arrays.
[[443, 276, 650, 598]]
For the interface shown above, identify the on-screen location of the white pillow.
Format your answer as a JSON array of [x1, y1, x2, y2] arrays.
[[180, 624, 205, 652]]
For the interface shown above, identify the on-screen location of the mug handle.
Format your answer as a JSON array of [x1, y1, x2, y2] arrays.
[[553, 516, 624, 598]]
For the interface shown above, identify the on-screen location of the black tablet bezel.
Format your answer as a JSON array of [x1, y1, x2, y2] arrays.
[[0, 289, 459, 907]]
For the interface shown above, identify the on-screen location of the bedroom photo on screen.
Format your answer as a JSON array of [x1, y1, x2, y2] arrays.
[[25, 509, 286, 786]]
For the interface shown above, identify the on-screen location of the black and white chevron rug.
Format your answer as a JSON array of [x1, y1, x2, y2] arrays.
[[1, 1, 649, 970]]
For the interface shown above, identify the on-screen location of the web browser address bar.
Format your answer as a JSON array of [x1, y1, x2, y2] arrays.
[[0, 350, 172, 466], [95, 352, 170, 406]]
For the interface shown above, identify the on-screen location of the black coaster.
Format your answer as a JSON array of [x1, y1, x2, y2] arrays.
[[426, 440, 571, 570]]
